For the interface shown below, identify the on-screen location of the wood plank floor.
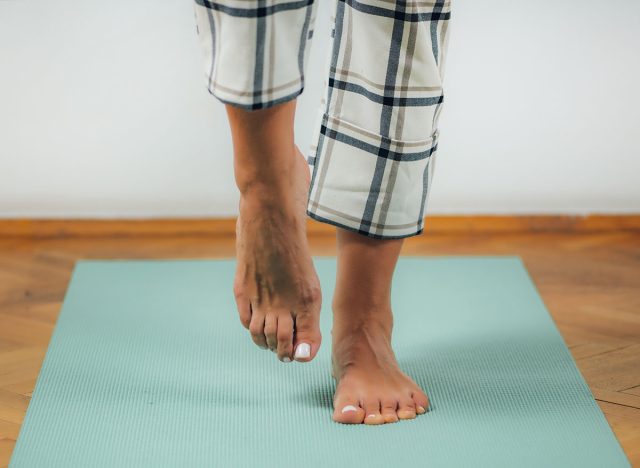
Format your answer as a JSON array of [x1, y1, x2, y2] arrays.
[[0, 219, 639, 466]]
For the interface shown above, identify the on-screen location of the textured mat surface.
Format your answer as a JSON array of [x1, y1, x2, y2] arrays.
[[10, 257, 630, 467]]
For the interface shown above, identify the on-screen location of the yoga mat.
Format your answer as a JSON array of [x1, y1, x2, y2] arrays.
[[10, 257, 630, 467]]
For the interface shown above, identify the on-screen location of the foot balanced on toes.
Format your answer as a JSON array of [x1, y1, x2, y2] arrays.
[[233, 145, 322, 363]]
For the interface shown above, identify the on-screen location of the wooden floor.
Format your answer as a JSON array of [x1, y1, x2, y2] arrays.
[[0, 218, 639, 466]]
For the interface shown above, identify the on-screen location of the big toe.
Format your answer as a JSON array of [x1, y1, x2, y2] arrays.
[[293, 313, 321, 362], [333, 398, 365, 424]]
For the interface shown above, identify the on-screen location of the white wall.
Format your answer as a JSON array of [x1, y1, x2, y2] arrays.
[[0, 0, 638, 218]]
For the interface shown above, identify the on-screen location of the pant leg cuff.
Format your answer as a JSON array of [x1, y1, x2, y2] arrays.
[[306, 210, 425, 240], [306, 112, 439, 239]]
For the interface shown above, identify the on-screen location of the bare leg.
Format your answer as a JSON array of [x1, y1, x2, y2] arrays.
[[227, 100, 322, 363], [331, 229, 430, 424]]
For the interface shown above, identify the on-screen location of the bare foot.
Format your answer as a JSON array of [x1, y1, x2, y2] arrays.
[[331, 306, 430, 424], [233, 146, 322, 363]]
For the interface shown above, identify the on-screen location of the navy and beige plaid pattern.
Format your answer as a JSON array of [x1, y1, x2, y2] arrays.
[[193, 0, 452, 239]]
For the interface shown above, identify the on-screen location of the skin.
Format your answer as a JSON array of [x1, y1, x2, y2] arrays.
[[227, 100, 322, 363], [225, 99, 429, 424], [331, 230, 429, 424]]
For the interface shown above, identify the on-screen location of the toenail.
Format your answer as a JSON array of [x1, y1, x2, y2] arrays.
[[341, 405, 357, 413], [367, 414, 376, 419], [417, 406, 426, 414], [282, 357, 291, 363], [294, 343, 310, 360]]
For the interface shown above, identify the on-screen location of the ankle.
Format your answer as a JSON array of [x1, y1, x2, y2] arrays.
[[238, 179, 293, 202], [332, 304, 394, 338], [235, 155, 296, 197], [239, 190, 298, 219], [332, 295, 392, 316]]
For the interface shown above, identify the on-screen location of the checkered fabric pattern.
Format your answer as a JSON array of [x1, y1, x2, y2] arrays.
[[193, 0, 452, 239]]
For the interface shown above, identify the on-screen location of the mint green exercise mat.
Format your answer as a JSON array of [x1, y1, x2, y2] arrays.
[[10, 257, 629, 467]]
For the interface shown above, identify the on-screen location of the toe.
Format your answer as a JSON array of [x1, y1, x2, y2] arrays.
[[276, 314, 294, 362], [381, 399, 399, 424], [264, 312, 278, 352], [363, 399, 384, 425], [397, 396, 417, 420], [412, 389, 430, 415], [248, 310, 268, 350], [232, 283, 251, 330], [293, 311, 321, 362], [333, 396, 365, 424]]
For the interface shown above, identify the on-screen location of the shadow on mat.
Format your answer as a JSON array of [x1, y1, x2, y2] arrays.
[[292, 380, 336, 410]]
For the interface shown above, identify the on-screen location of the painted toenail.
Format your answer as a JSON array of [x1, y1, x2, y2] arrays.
[[294, 343, 310, 359], [341, 405, 357, 413], [283, 357, 291, 363]]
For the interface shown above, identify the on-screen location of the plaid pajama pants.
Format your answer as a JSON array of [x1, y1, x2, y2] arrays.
[[193, 0, 452, 239]]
